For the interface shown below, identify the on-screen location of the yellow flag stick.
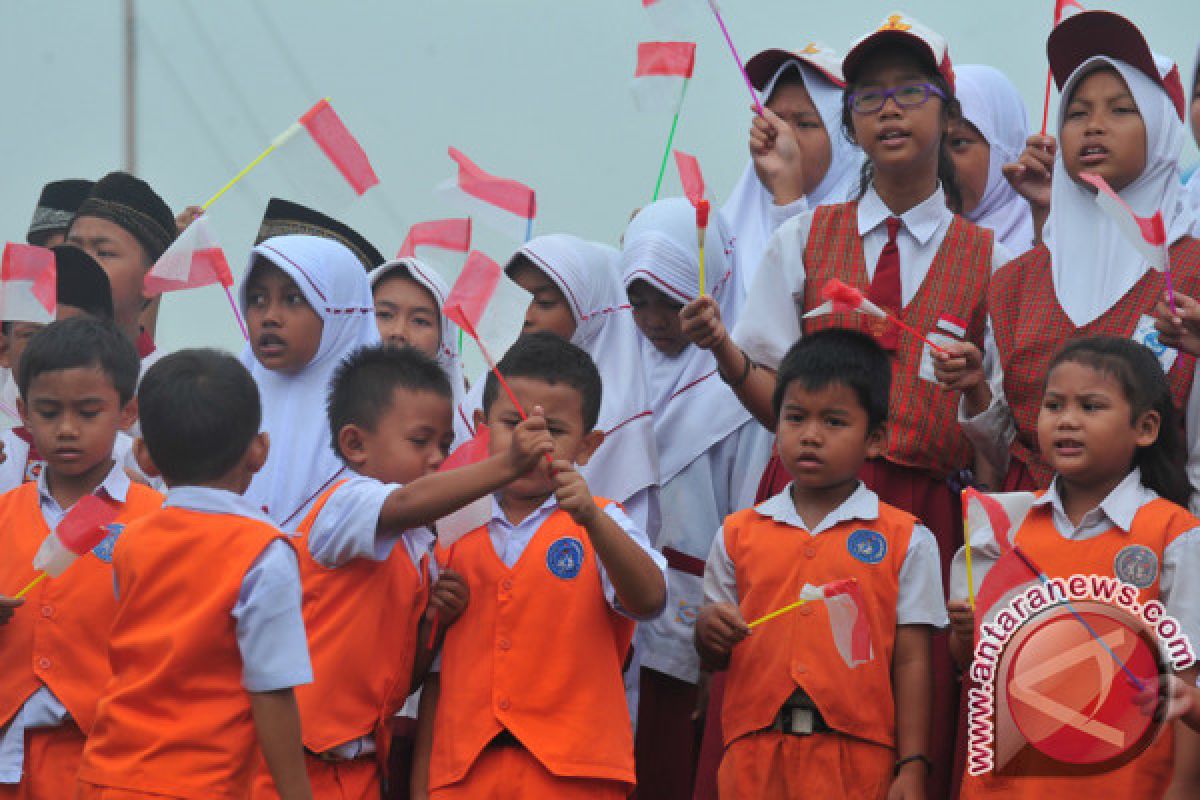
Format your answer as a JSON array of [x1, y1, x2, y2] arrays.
[[201, 119, 307, 210], [963, 489, 976, 610], [748, 597, 811, 629], [14, 572, 47, 600], [696, 199, 710, 297]]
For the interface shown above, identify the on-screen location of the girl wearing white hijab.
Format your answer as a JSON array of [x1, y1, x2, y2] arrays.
[[941, 12, 1200, 508], [240, 234, 381, 530], [951, 64, 1037, 255], [1186, 46, 1200, 210], [620, 198, 770, 799], [367, 257, 467, 435], [720, 43, 864, 296]]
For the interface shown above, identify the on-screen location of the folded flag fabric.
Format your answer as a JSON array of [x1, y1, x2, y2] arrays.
[[803, 278, 888, 320], [443, 250, 503, 338], [398, 218, 472, 259], [294, 99, 380, 196], [800, 578, 874, 668], [1079, 172, 1168, 270], [144, 216, 232, 295], [632, 41, 697, 112], [0, 243, 55, 323], [435, 426, 493, 549], [673, 149, 707, 207], [33, 495, 120, 578], [436, 147, 536, 242], [963, 489, 1039, 628]]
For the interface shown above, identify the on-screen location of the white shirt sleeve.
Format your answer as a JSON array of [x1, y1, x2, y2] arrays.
[[897, 525, 949, 627], [598, 502, 668, 620], [233, 539, 313, 692], [306, 476, 414, 568], [732, 213, 815, 370], [769, 196, 809, 231], [703, 524, 738, 607], [958, 318, 1015, 479], [1160, 528, 1200, 652]]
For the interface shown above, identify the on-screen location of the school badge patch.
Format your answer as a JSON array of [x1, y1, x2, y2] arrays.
[[1114, 544, 1158, 589], [91, 524, 125, 563], [546, 536, 585, 580], [847, 528, 887, 564]]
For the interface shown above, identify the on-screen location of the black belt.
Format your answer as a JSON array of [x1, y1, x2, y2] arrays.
[[767, 692, 831, 736], [487, 729, 521, 748]]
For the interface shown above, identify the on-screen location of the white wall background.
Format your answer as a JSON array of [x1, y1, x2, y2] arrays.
[[2, 0, 1196, 359]]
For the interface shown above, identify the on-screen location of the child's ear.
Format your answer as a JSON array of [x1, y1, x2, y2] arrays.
[[246, 432, 270, 475], [865, 424, 887, 460], [1133, 410, 1162, 449], [573, 430, 606, 467], [132, 438, 161, 479], [118, 397, 138, 433], [336, 424, 370, 469]]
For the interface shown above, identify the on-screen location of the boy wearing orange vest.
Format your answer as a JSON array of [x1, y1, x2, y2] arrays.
[[696, 329, 948, 799], [0, 318, 162, 800], [75, 350, 313, 799], [419, 332, 667, 800], [252, 344, 555, 799]]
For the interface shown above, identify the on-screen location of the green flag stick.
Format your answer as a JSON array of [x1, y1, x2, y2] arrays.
[[652, 80, 691, 202]]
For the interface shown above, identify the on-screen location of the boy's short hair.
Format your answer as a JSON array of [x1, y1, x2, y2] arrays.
[[138, 349, 262, 485], [772, 329, 891, 430], [327, 344, 453, 459], [482, 333, 602, 431], [16, 317, 139, 405]]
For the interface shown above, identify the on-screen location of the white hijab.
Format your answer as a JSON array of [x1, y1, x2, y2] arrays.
[[719, 60, 863, 295], [621, 198, 752, 484], [516, 235, 660, 505], [240, 234, 381, 529], [1044, 55, 1198, 327], [955, 64, 1036, 255], [1187, 45, 1200, 211], [367, 258, 467, 427]]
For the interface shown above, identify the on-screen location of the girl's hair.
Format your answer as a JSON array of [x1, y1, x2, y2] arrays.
[[1047, 337, 1193, 507], [840, 47, 964, 214]]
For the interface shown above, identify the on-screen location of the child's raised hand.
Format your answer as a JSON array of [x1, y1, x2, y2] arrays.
[[932, 340, 985, 394], [174, 205, 205, 233], [680, 296, 727, 352], [1135, 674, 1197, 726], [508, 407, 554, 474], [0, 595, 23, 626], [426, 569, 469, 627], [750, 106, 805, 206], [552, 460, 600, 527], [946, 600, 975, 643], [1154, 292, 1200, 357], [1001, 133, 1056, 211], [695, 603, 750, 659]]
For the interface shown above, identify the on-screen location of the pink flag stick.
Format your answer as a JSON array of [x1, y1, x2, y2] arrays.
[[705, 0, 764, 115], [224, 285, 250, 341]]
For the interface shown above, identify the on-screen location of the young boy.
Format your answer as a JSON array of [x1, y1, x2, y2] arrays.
[[421, 332, 667, 799], [695, 329, 947, 799], [75, 349, 313, 799], [0, 317, 163, 799], [253, 344, 553, 798]]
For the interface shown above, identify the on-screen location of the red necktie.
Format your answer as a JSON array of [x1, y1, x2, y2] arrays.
[[866, 216, 902, 350]]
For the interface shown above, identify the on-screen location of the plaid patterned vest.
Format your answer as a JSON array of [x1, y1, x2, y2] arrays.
[[990, 240, 1200, 486], [802, 202, 993, 477]]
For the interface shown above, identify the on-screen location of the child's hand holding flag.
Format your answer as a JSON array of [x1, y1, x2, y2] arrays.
[[1154, 291, 1200, 358], [14, 495, 121, 599]]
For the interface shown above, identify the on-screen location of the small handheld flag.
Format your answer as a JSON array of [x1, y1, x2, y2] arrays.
[[1079, 172, 1174, 307], [1040, 0, 1087, 135], [15, 495, 121, 599], [704, 0, 764, 115], [437, 148, 537, 242], [398, 218, 472, 259], [144, 216, 247, 341], [748, 578, 873, 667], [633, 41, 696, 112], [804, 279, 948, 354], [673, 149, 706, 207], [696, 200, 710, 296], [0, 243, 56, 324]]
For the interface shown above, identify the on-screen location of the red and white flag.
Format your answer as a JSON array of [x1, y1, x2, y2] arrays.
[[33, 495, 120, 578], [261, 98, 380, 209], [963, 489, 1039, 625], [1080, 172, 1168, 270], [444, 251, 503, 338], [436, 426, 493, 549], [398, 218, 472, 259], [642, 0, 698, 35], [0, 243, 55, 323], [144, 216, 232, 296], [799, 578, 873, 667], [632, 41, 696, 112], [1054, 0, 1085, 24], [436, 148, 536, 242], [673, 149, 707, 207], [803, 278, 887, 320]]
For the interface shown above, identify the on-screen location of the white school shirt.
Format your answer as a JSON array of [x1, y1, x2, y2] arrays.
[[732, 184, 1012, 371], [0, 429, 149, 497], [948, 469, 1200, 650], [0, 463, 132, 783], [486, 494, 667, 621], [704, 482, 949, 629], [636, 422, 771, 683]]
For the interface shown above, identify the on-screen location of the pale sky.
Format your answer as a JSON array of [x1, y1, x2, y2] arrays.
[[3, 0, 1196, 359]]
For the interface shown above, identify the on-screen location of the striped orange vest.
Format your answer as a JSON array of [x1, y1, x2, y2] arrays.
[[802, 202, 993, 478]]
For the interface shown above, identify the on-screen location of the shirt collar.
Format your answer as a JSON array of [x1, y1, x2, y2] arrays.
[[753, 482, 880, 535], [164, 485, 275, 524], [1032, 469, 1153, 533], [489, 493, 558, 527], [36, 460, 131, 507], [857, 183, 948, 245]]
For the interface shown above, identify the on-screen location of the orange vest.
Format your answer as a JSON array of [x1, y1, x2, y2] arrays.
[[292, 481, 429, 753], [429, 499, 636, 789], [0, 481, 162, 732], [77, 506, 288, 800], [962, 496, 1195, 800], [721, 500, 916, 749]]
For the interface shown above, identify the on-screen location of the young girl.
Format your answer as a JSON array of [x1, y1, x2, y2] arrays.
[[240, 234, 380, 530], [682, 14, 1009, 797], [721, 43, 863, 294], [949, 64, 1036, 255], [620, 198, 771, 799], [948, 337, 1200, 799], [938, 11, 1200, 504]]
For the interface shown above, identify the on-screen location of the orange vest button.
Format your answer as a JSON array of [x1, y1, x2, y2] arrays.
[[501, 579, 514, 591], [40, 605, 54, 618], [497, 698, 511, 711], [37, 657, 51, 670], [804, 547, 817, 558], [498, 638, 511, 651]]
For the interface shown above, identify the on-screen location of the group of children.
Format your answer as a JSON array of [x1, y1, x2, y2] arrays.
[[2, 6, 1200, 800]]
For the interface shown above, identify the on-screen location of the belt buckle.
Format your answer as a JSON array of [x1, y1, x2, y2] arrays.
[[784, 707, 815, 735]]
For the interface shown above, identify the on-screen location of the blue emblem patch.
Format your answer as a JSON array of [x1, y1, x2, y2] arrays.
[[91, 524, 124, 564], [847, 529, 887, 565], [546, 536, 585, 580], [1114, 544, 1158, 589]]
